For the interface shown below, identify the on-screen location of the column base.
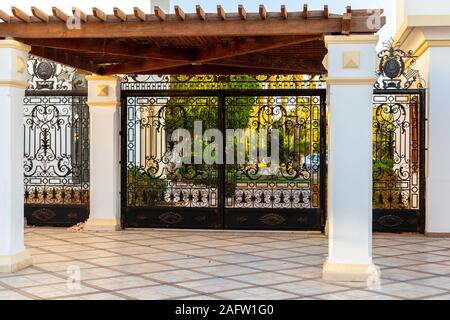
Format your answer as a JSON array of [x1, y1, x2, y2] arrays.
[[0, 250, 33, 273], [85, 218, 122, 232], [322, 259, 379, 282], [426, 232, 450, 238]]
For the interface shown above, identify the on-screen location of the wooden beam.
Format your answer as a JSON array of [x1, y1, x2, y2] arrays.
[[113, 7, 126, 22], [134, 7, 146, 22], [92, 7, 106, 22], [30, 46, 96, 74], [196, 5, 206, 21], [72, 7, 87, 22], [11, 7, 30, 23], [238, 5, 247, 20], [281, 5, 287, 20], [342, 12, 352, 35], [52, 7, 68, 22], [174, 6, 185, 21], [154, 6, 166, 21], [323, 5, 329, 18], [23, 38, 194, 61], [0, 15, 386, 38], [217, 5, 226, 20], [303, 4, 308, 19], [0, 10, 11, 23], [31, 7, 49, 23], [259, 5, 267, 20]]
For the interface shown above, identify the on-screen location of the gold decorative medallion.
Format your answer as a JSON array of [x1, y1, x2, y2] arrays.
[[342, 51, 360, 69], [96, 84, 109, 96]]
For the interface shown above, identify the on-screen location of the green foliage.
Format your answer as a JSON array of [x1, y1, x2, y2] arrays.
[[127, 165, 167, 206], [373, 159, 395, 176]]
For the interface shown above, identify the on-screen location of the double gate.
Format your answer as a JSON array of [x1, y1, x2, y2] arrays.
[[121, 76, 327, 230]]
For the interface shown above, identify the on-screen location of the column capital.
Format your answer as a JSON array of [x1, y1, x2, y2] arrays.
[[325, 35, 379, 46], [85, 75, 121, 81], [0, 39, 31, 89], [0, 39, 31, 53], [87, 74, 121, 108], [324, 35, 378, 85]]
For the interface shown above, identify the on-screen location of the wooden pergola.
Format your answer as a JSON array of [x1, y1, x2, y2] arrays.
[[0, 4, 385, 75]]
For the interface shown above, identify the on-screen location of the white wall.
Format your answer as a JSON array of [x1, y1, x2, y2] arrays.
[[397, 0, 450, 31], [426, 46, 450, 234]]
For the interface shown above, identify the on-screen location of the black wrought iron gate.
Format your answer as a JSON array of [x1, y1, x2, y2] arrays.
[[372, 40, 427, 233], [372, 89, 426, 233], [24, 57, 90, 226], [121, 83, 327, 230]]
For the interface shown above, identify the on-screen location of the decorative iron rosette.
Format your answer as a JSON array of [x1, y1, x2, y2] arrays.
[[27, 55, 87, 91], [375, 39, 425, 90]]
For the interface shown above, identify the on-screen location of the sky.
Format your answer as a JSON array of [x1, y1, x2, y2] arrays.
[[0, 0, 396, 49]]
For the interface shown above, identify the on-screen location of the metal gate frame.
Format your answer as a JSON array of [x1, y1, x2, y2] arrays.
[[121, 89, 327, 231], [372, 88, 427, 233], [24, 89, 90, 226]]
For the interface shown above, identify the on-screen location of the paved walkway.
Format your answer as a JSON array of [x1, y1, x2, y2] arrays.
[[1, 228, 450, 300]]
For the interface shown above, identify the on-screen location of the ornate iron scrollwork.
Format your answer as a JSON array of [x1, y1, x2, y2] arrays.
[[27, 56, 87, 90], [31, 208, 57, 221], [159, 212, 184, 224], [375, 39, 425, 90], [260, 213, 286, 226], [377, 215, 405, 228]]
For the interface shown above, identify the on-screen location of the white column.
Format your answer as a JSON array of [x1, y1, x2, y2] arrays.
[[85, 76, 122, 231], [323, 35, 379, 281], [0, 40, 32, 273], [425, 45, 450, 235]]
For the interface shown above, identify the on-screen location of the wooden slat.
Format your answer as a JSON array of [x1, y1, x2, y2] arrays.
[[342, 12, 352, 35], [238, 5, 246, 20], [133, 7, 146, 22], [113, 7, 126, 22], [72, 7, 87, 22], [324, 5, 329, 18], [303, 4, 308, 19], [92, 7, 106, 22], [196, 5, 206, 21], [281, 5, 287, 20], [0, 10, 11, 23], [11, 7, 30, 23], [31, 7, 49, 23], [259, 5, 267, 20], [217, 5, 226, 20], [174, 6, 185, 21], [52, 7, 68, 22], [154, 6, 166, 21]]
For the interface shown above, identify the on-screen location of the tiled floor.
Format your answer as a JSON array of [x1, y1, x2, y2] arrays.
[[0, 228, 450, 300]]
